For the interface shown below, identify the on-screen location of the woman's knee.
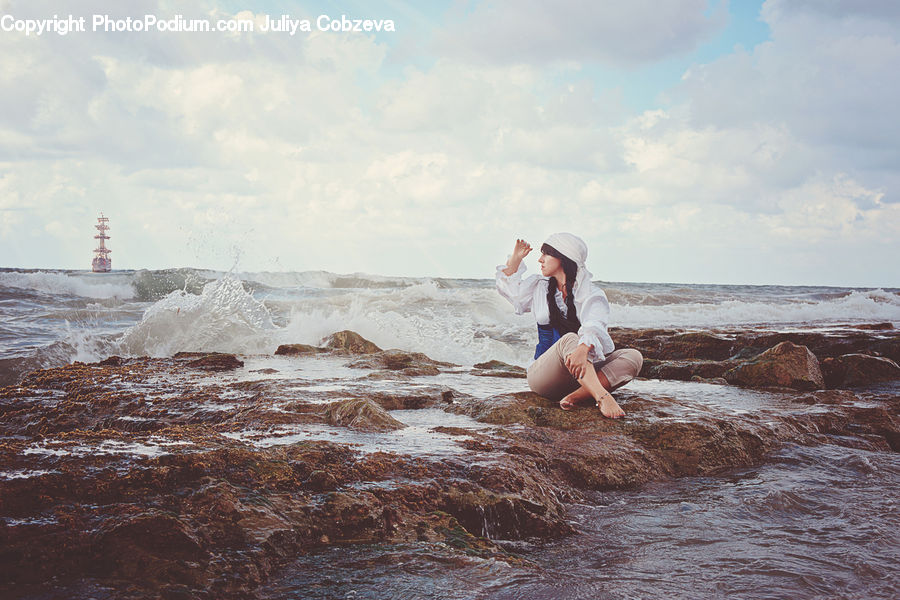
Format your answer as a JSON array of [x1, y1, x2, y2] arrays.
[[556, 332, 580, 358], [621, 348, 643, 377], [599, 348, 644, 390]]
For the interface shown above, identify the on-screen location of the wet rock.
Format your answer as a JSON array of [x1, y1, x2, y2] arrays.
[[821, 354, 900, 388], [441, 483, 571, 540], [183, 353, 244, 371], [655, 332, 737, 360], [321, 331, 381, 354], [792, 389, 860, 405], [448, 391, 552, 426], [611, 326, 900, 366], [348, 349, 453, 372], [324, 398, 407, 432], [2, 331, 899, 599], [474, 360, 516, 370], [397, 366, 441, 377], [274, 344, 323, 356], [854, 322, 894, 330], [95, 512, 207, 584], [321, 491, 384, 538], [642, 359, 737, 381], [472, 360, 527, 379], [367, 389, 450, 410], [360, 370, 413, 381], [97, 356, 124, 366], [724, 342, 825, 390], [690, 376, 728, 385], [305, 469, 339, 491]]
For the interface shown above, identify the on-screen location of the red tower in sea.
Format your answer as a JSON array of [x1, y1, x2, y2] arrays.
[[92, 214, 111, 272]]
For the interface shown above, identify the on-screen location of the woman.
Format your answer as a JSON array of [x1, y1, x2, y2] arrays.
[[496, 233, 642, 418]]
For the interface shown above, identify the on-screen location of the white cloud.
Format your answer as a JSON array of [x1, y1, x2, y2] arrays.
[[434, 0, 727, 66], [0, 0, 897, 286], [679, 0, 900, 201]]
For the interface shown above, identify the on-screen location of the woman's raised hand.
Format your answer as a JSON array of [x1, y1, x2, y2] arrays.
[[502, 238, 532, 276], [512, 239, 532, 261]]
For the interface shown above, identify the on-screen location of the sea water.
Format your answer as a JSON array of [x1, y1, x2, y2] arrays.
[[2, 267, 899, 386], [2, 267, 899, 599]]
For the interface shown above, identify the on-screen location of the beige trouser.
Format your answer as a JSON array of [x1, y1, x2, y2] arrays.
[[526, 332, 644, 401]]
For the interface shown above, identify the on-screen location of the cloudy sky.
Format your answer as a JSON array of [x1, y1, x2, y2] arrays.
[[1, 0, 897, 286]]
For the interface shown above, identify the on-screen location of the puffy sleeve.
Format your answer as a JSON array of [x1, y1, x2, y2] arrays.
[[496, 261, 541, 315], [576, 287, 616, 362]]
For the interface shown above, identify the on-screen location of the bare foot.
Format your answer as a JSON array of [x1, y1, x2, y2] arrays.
[[559, 386, 593, 410], [596, 389, 625, 419]]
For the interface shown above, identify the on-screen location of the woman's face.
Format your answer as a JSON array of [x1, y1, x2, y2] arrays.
[[538, 252, 562, 277]]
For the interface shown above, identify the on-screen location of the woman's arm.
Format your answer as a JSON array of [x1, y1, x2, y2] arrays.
[[496, 239, 539, 315], [502, 239, 532, 276], [576, 289, 616, 362]]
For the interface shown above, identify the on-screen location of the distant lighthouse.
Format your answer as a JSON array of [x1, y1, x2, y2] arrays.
[[92, 214, 111, 272]]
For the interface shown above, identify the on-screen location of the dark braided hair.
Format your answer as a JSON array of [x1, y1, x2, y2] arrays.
[[541, 243, 581, 335]]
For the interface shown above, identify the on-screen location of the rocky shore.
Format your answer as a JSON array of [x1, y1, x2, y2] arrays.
[[1, 326, 898, 599]]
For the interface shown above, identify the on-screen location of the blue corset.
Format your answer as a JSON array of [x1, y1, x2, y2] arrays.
[[534, 323, 562, 360]]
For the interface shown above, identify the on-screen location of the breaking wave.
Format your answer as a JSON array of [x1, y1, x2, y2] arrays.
[[118, 276, 276, 357], [1, 267, 898, 382], [612, 288, 900, 328], [0, 271, 135, 300]]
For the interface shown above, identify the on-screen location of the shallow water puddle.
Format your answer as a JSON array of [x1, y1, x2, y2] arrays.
[[0, 468, 58, 480], [22, 436, 194, 458], [625, 378, 796, 414], [223, 408, 494, 457]]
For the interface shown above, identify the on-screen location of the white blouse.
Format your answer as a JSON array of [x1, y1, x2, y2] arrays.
[[496, 261, 615, 363]]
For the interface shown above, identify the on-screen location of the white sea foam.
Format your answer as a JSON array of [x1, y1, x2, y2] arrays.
[[272, 282, 527, 366], [0, 271, 135, 300], [117, 275, 275, 357], [101, 273, 900, 369], [6, 268, 896, 378], [238, 269, 431, 290], [611, 289, 900, 328]]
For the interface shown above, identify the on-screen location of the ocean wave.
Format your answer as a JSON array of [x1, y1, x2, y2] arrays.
[[611, 289, 900, 328], [0, 271, 135, 300], [3, 269, 898, 379], [117, 275, 276, 357], [130, 268, 215, 301], [110, 279, 900, 367], [234, 269, 450, 290], [0, 331, 118, 387], [273, 286, 525, 367], [112, 273, 527, 365]]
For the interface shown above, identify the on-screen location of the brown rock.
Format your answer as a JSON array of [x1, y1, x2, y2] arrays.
[[473, 360, 517, 370], [95, 512, 207, 584], [448, 391, 553, 426], [321, 331, 381, 354], [4, 331, 900, 598], [367, 390, 448, 410], [724, 341, 825, 390], [347, 349, 453, 372], [324, 398, 407, 432], [274, 344, 323, 356], [612, 326, 900, 365], [642, 359, 737, 381], [655, 332, 736, 360], [690, 376, 728, 385], [398, 366, 441, 377], [472, 360, 527, 379], [853, 322, 894, 330], [184, 353, 244, 371], [821, 354, 900, 388]]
